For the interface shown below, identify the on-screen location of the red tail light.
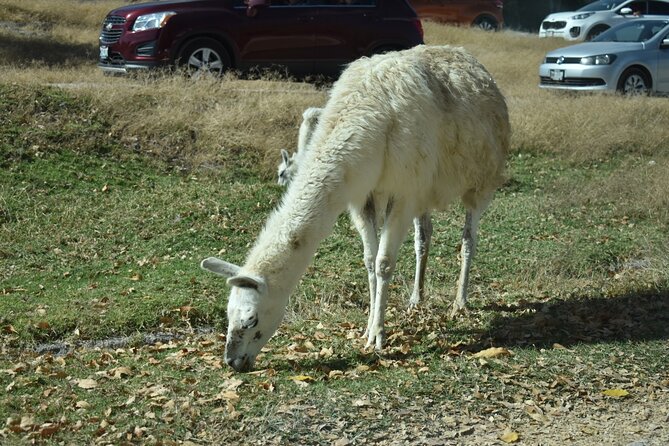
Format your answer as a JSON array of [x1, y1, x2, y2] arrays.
[[414, 19, 424, 41]]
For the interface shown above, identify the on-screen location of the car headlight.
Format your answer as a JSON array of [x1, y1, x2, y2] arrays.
[[580, 54, 616, 65], [132, 12, 176, 32], [571, 12, 594, 20]]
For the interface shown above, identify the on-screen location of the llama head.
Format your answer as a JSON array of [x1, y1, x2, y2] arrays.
[[200, 257, 286, 372], [277, 148, 297, 186]]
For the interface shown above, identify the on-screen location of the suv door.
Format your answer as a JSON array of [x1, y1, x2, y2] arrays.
[[308, 0, 377, 74], [232, 0, 318, 73]]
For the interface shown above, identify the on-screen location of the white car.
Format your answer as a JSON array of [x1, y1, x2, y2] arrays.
[[539, 0, 669, 41], [539, 18, 669, 94]]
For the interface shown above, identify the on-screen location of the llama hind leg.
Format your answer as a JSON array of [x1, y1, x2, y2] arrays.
[[409, 213, 432, 308], [451, 201, 488, 318], [367, 207, 412, 349]]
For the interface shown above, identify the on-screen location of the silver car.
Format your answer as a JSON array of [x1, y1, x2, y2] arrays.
[[539, 18, 669, 94]]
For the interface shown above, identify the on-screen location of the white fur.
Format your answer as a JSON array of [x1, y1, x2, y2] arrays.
[[277, 107, 322, 186], [278, 107, 433, 309], [202, 45, 510, 371]]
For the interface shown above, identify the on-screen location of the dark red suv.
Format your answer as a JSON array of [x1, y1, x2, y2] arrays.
[[98, 0, 424, 76]]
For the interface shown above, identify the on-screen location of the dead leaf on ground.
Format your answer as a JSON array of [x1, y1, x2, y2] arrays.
[[500, 429, 520, 443], [74, 378, 98, 389], [602, 388, 629, 398], [472, 347, 513, 359]]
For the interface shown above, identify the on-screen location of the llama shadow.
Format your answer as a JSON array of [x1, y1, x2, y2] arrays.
[[469, 287, 669, 351], [0, 34, 95, 67]]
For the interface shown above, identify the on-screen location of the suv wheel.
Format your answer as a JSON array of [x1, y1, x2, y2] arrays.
[[178, 38, 231, 77], [473, 15, 498, 31]]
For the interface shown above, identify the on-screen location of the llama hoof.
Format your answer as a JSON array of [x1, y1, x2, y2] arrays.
[[408, 295, 421, 309], [449, 302, 466, 319], [365, 330, 386, 350]]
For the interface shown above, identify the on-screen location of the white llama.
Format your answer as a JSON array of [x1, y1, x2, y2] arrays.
[[202, 45, 510, 372], [278, 107, 433, 308]]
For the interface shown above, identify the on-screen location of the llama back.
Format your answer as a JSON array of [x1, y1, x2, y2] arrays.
[[300, 45, 509, 213]]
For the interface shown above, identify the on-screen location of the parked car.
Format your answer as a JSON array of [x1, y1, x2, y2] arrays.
[[539, 0, 669, 41], [409, 0, 504, 30], [98, 0, 424, 77], [539, 18, 669, 94]]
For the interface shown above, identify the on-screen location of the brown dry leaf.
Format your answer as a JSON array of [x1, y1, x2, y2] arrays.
[[2, 325, 18, 334], [75, 378, 98, 389], [110, 367, 133, 379], [289, 374, 315, 384], [352, 397, 372, 407], [222, 378, 244, 390], [39, 422, 60, 438], [473, 347, 513, 359], [76, 400, 91, 409], [602, 388, 629, 398], [500, 430, 520, 443]]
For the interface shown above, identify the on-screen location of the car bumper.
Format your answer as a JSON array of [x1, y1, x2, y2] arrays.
[[539, 22, 584, 41], [98, 59, 163, 74], [538, 63, 616, 91]]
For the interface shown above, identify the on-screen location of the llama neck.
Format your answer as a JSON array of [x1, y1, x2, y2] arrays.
[[243, 179, 347, 296]]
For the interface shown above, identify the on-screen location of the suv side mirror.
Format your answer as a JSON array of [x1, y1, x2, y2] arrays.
[[661, 38, 669, 49], [620, 7, 633, 15], [246, 0, 270, 17]]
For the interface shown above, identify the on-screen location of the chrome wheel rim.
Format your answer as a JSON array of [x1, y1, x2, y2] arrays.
[[623, 74, 647, 95], [187, 48, 224, 75]]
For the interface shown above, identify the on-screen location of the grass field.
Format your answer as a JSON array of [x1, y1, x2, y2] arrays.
[[1, 1, 668, 444]]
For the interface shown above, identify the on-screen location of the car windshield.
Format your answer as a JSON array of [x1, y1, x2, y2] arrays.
[[577, 0, 626, 12], [593, 19, 669, 42]]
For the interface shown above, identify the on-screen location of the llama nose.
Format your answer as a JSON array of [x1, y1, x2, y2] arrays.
[[226, 355, 250, 372]]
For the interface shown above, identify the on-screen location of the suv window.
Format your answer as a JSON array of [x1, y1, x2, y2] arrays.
[[648, 1, 669, 13]]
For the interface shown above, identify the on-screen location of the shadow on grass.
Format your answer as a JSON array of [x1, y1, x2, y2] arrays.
[[0, 34, 96, 67], [475, 287, 669, 350]]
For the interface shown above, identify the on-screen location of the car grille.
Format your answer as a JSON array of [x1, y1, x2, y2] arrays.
[[542, 21, 566, 30], [100, 15, 126, 44], [540, 77, 606, 87], [545, 57, 582, 64]]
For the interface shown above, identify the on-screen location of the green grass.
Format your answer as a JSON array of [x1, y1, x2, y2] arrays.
[[2, 84, 667, 443]]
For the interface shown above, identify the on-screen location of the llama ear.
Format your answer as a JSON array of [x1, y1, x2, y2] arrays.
[[280, 149, 290, 164], [227, 274, 266, 293], [200, 257, 240, 278]]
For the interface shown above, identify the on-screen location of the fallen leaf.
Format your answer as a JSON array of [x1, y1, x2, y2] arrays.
[[352, 397, 372, 407], [110, 367, 133, 379], [75, 378, 98, 389], [473, 347, 512, 359], [39, 422, 60, 438], [289, 374, 315, 384], [500, 430, 520, 443], [602, 388, 629, 398]]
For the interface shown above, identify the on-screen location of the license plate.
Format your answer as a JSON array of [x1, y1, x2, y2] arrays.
[[100, 46, 109, 60], [550, 69, 565, 81]]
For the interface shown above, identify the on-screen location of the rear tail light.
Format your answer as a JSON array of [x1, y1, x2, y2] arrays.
[[413, 19, 424, 41]]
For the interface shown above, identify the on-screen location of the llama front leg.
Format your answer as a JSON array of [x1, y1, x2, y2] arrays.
[[409, 213, 432, 308], [366, 208, 412, 350], [451, 207, 483, 317], [349, 202, 378, 338]]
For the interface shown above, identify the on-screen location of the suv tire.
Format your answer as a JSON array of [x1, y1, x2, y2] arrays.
[[178, 38, 231, 77], [473, 15, 498, 31]]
